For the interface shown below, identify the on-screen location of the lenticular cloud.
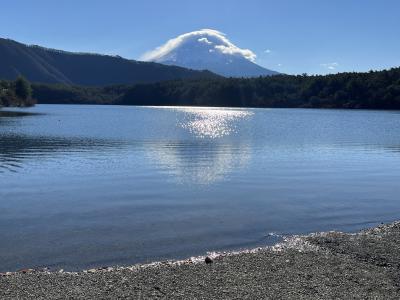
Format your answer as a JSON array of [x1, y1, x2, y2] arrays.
[[141, 29, 257, 62]]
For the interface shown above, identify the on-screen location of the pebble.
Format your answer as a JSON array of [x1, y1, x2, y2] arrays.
[[19, 269, 34, 274]]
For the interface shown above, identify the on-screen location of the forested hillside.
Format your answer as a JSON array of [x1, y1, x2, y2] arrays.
[[25, 67, 400, 110], [0, 38, 219, 86], [118, 67, 400, 109]]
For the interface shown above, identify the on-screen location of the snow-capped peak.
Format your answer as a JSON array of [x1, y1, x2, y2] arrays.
[[141, 29, 278, 77], [142, 29, 256, 62]]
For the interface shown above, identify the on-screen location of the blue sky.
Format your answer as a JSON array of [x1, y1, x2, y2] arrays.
[[1, 0, 399, 75]]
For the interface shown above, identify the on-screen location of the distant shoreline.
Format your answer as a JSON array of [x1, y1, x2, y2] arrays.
[[2, 221, 400, 298], [3, 102, 400, 112]]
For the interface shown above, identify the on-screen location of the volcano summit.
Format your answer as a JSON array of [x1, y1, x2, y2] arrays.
[[142, 29, 278, 77]]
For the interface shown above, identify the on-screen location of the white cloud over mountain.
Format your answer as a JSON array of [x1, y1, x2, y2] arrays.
[[198, 37, 212, 45], [321, 62, 339, 70], [141, 29, 257, 62], [140, 29, 278, 77]]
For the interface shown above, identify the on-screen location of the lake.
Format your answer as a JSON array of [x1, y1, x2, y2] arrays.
[[1, 105, 400, 272]]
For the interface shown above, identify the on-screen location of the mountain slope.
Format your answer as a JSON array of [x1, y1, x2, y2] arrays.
[[0, 38, 219, 86], [143, 29, 279, 77]]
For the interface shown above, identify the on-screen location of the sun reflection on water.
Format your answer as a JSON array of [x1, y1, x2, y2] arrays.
[[174, 107, 254, 138], [148, 142, 251, 185], [145, 106, 254, 184]]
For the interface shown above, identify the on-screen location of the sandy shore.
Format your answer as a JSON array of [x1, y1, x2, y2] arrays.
[[2, 221, 400, 299]]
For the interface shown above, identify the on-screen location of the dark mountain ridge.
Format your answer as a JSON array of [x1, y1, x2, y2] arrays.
[[0, 38, 219, 86]]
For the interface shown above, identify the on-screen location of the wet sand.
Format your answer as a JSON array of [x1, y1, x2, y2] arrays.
[[2, 221, 400, 299]]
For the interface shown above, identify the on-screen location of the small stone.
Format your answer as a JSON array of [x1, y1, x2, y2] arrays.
[[59, 269, 64, 273], [19, 268, 34, 274], [205, 256, 213, 264], [88, 269, 97, 273]]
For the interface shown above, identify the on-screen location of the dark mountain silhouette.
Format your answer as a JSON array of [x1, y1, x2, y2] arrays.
[[0, 38, 219, 86]]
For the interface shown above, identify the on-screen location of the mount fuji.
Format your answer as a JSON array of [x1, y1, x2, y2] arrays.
[[142, 29, 279, 78]]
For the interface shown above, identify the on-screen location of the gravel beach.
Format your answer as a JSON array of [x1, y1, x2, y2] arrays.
[[2, 221, 400, 299]]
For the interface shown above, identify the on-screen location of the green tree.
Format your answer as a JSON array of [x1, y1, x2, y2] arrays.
[[15, 76, 32, 100]]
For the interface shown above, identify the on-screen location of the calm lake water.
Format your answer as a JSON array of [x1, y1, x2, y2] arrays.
[[1, 105, 400, 271]]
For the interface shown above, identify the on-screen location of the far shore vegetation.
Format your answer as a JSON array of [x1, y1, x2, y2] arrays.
[[0, 77, 36, 108], [2, 66, 400, 110]]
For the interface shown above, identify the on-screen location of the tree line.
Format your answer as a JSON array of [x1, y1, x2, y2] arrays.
[[0, 77, 36, 107], [4, 67, 400, 110], [117, 67, 400, 109]]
